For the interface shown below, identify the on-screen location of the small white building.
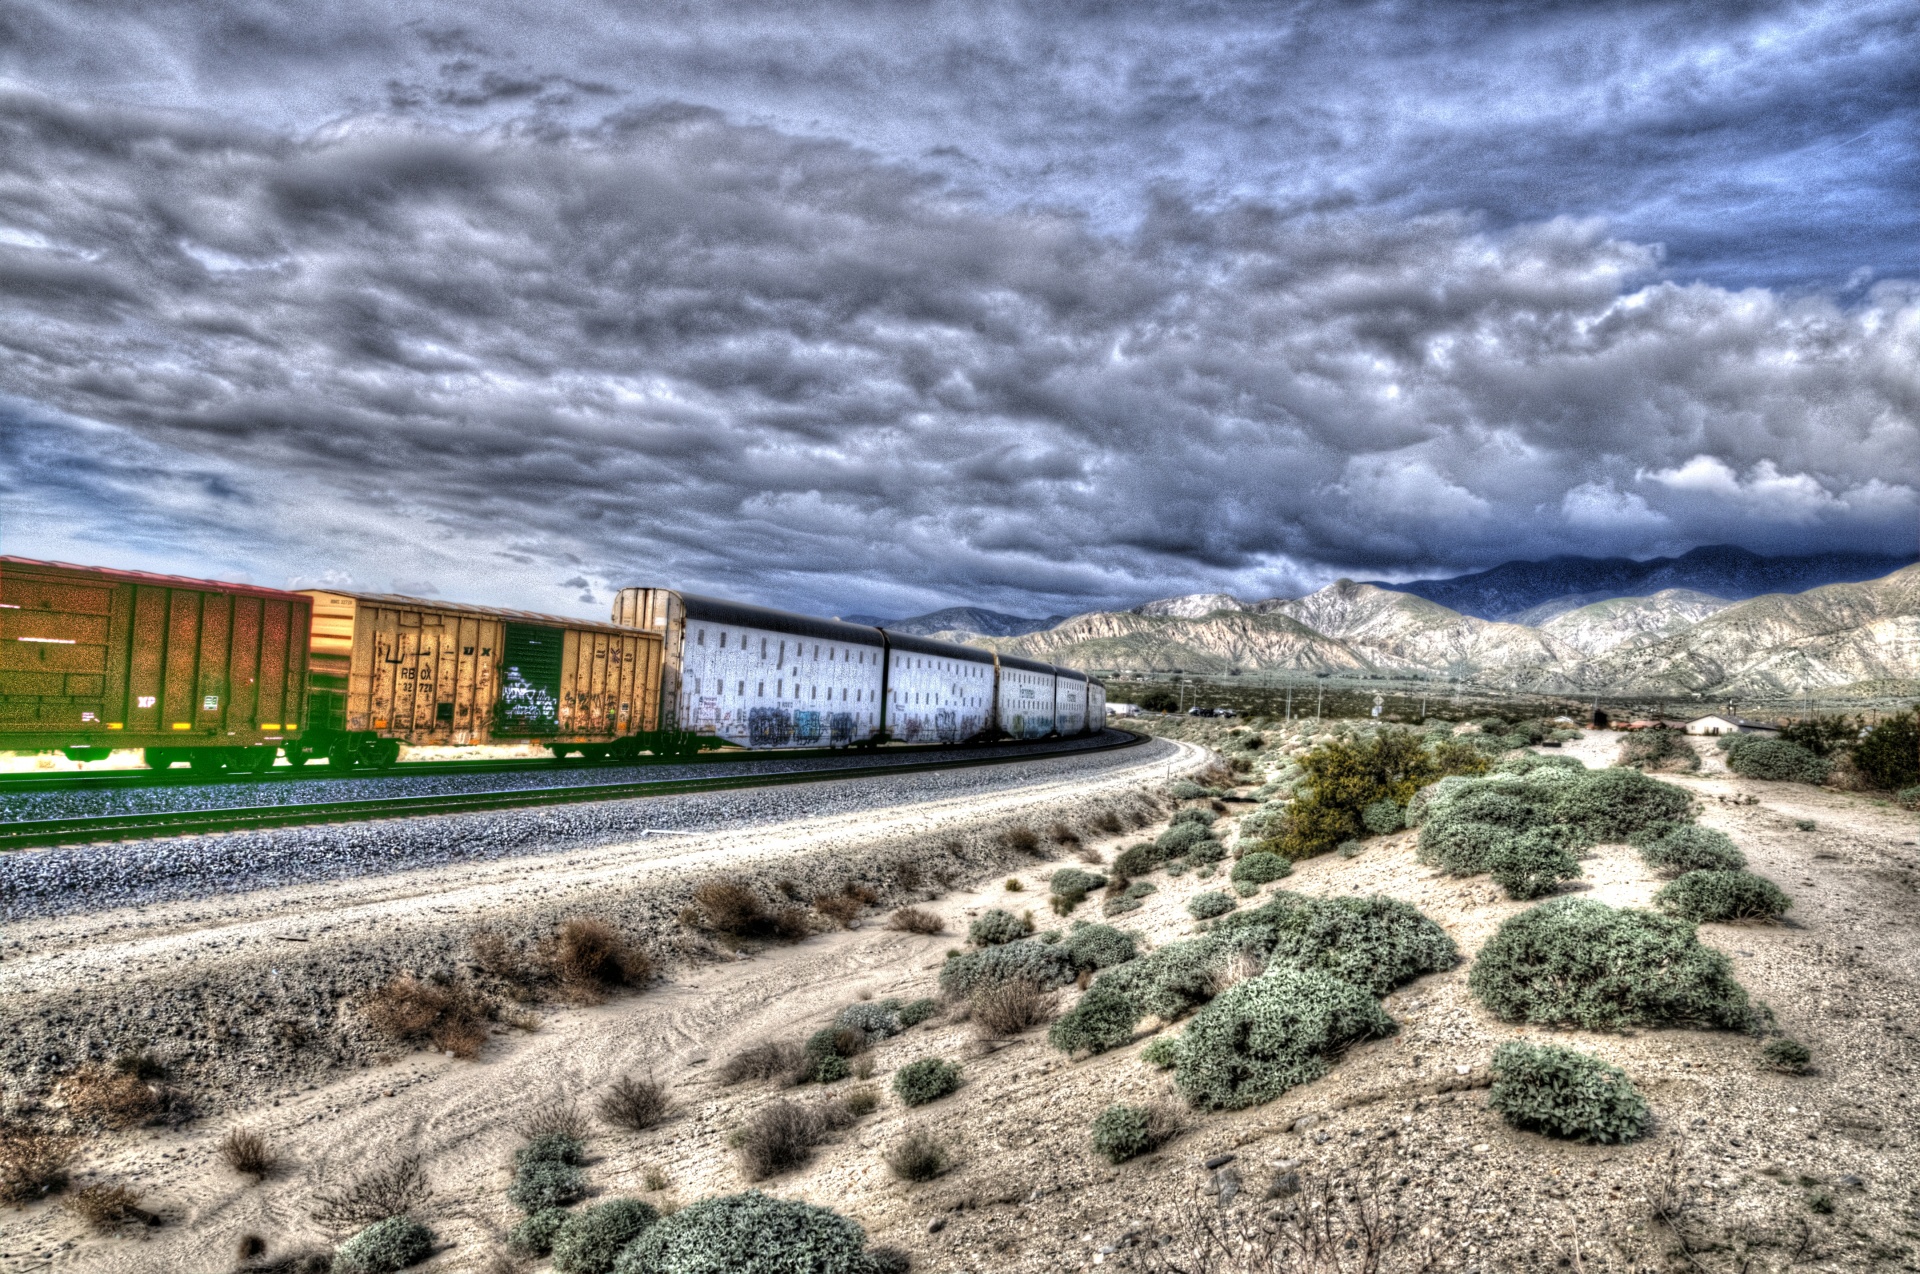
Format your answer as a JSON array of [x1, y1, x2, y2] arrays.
[[1685, 715, 1780, 736]]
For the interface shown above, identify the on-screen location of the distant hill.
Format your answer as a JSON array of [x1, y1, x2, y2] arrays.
[[1365, 545, 1916, 621], [842, 606, 1069, 638]]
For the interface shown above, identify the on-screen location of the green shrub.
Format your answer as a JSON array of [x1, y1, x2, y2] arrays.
[[1092, 937, 1223, 1022], [1635, 825, 1745, 876], [835, 1000, 905, 1042], [1654, 870, 1791, 923], [1102, 880, 1155, 916], [609, 1191, 883, 1274], [1853, 712, 1920, 791], [1228, 855, 1290, 886], [1047, 982, 1143, 1056], [508, 1208, 571, 1258], [1171, 807, 1219, 827], [1155, 822, 1219, 859], [1112, 844, 1157, 878], [1214, 894, 1457, 996], [552, 1199, 660, 1274], [1469, 899, 1753, 1031], [1049, 869, 1108, 912], [968, 909, 1032, 947], [800, 1027, 865, 1084], [1170, 780, 1218, 800], [1173, 968, 1394, 1110], [332, 1216, 434, 1274], [938, 941, 1076, 997], [1497, 753, 1584, 775], [1550, 767, 1694, 843], [896, 998, 939, 1028], [510, 1158, 589, 1212], [1361, 799, 1404, 834], [1141, 1036, 1180, 1069], [1061, 922, 1136, 972], [1763, 1037, 1812, 1074], [1187, 891, 1236, 920], [1183, 835, 1227, 866], [518, 1132, 587, 1168], [1487, 1042, 1649, 1144], [1618, 729, 1700, 773], [1090, 1103, 1179, 1163], [892, 1058, 961, 1107], [1724, 737, 1829, 784], [1485, 829, 1582, 900]]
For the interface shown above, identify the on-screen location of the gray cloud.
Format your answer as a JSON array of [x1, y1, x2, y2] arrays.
[[1, 82, 1914, 618]]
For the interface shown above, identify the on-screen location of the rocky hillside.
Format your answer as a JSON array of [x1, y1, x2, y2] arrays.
[[973, 564, 1920, 697]]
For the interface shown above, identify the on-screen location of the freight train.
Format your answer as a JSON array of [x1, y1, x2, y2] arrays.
[[0, 557, 1105, 772]]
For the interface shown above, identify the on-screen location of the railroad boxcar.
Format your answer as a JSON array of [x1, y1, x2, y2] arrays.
[[994, 654, 1057, 739], [1087, 678, 1107, 729], [885, 633, 995, 744], [0, 556, 309, 772], [613, 588, 888, 748], [294, 591, 666, 767], [1054, 667, 1089, 736]]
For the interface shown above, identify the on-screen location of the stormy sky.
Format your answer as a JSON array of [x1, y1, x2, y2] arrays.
[[2, 1, 1917, 621]]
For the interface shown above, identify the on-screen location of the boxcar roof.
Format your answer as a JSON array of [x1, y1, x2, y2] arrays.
[[303, 590, 652, 638], [2, 555, 310, 603], [677, 593, 885, 646], [997, 653, 1058, 677], [880, 629, 996, 665]]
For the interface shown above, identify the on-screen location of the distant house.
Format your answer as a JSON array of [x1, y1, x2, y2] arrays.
[[1685, 715, 1780, 736]]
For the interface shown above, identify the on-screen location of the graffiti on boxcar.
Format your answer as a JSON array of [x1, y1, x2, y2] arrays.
[[748, 707, 792, 746], [936, 709, 958, 743], [794, 710, 823, 743], [829, 712, 855, 745]]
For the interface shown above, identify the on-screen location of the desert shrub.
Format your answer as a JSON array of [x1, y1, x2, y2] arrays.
[[1487, 1041, 1649, 1143], [1361, 799, 1404, 834], [1050, 867, 1108, 904], [718, 1041, 805, 1085], [1497, 753, 1585, 775], [884, 1128, 951, 1182], [55, 1062, 165, 1129], [813, 893, 864, 928], [610, 1190, 882, 1274], [1141, 1036, 1181, 1069], [897, 998, 939, 1027], [893, 1058, 962, 1106], [1618, 728, 1700, 772], [1155, 822, 1219, 859], [938, 940, 1076, 997], [801, 1027, 865, 1083], [361, 975, 491, 1059], [1103, 880, 1156, 916], [1172, 806, 1219, 826], [1278, 730, 1489, 858], [508, 1208, 571, 1258], [1469, 898, 1753, 1030], [518, 1096, 590, 1141], [1486, 830, 1582, 900], [1112, 844, 1157, 878], [599, 1075, 670, 1131], [1173, 968, 1395, 1111], [1170, 779, 1217, 800], [1763, 1037, 1812, 1074], [886, 907, 943, 935], [551, 1199, 660, 1274], [1048, 981, 1144, 1056], [1092, 937, 1224, 1022], [1214, 894, 1458, 996], [1635, 824, 1746, 875], [310, 1155, 432, 1231], [837, 999, 906, 1041], [1231, 852, 1292, 886], [1090, 1103, 1179, 1164], [837, 1086, 882, 1118], [1852, 711, 1920, 791], [219, 1127, 277, 1180], [61, 1183, 157, 1232], [1092, 809, 1125, 835], [510, 1157, 588, 1213], [1655, 870, 1792, 923], [969, 978, 1057, 1037], [689, 881, 809, 940], [968, 908, 1033, 947], [1187, 891, 1236, 920], [332, 1216, 434, 1274], [1183, 835, 1227, 866], [1062, 921, 1136, 971], [1551, 767, 1694, 843], [519, 1132, 587, 1168], [548, 916, 652, 999], [1726, 737, 1831, 784], [731, 1101, 826, 1179]]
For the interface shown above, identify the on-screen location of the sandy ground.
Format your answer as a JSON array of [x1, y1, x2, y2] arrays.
[[8, 730, 1920, 1274]]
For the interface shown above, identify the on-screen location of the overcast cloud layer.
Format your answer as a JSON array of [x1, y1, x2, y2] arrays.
[[2, 0, 1917, 618]]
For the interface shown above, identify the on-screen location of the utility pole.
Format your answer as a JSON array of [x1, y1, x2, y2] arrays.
[[1285, 679, 1293, 724], [1316, 683, 1323, 721]]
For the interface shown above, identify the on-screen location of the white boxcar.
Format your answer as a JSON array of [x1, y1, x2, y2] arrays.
[[996, 654, 1057, 739], [613, 589, 886, 747], [883, 632, 995, 744], [1055, 667, 1088, 735], [1087, 679, 1108, 728]]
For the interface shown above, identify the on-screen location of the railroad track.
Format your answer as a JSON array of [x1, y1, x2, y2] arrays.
[[0, 730, 1146, 851]]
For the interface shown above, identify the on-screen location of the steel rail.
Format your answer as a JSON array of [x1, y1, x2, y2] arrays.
[[0, 730, 1146, 851]]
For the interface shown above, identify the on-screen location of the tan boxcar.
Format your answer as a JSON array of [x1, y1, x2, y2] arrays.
[[0, 556, 309, 769], [293, 591, 663, 766]]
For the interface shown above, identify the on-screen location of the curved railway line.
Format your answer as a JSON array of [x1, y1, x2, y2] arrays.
[[0, 729, 1147, 851]]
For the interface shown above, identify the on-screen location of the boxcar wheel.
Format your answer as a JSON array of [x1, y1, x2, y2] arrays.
[[327, 741, 359, 771], [188, 751, 227, 776], [142, 748, 176, 769], [373, 739, 401, 769]]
